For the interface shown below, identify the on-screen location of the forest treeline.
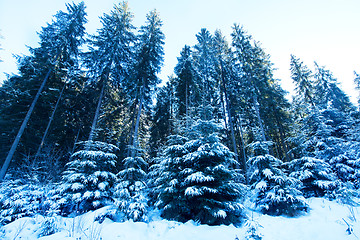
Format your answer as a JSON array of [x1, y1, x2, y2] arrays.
[[1, 1, 360, 226]]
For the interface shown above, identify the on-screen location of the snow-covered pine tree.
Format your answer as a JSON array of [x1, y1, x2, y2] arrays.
[[155, 117, 246, 225], [339, 141, 360, 189], [285, 156, 337, 197], [0, 179, 60, 224], [289, 104, 359, 192], [248, 141, 307, 216], [60, 141, 118, 214], [320, 111, 360, 202], [111, 9, 165, 222], [316, 108, 360, 188], [151, 134, 189, 221], [244, 217, 263, 240], [288, 57, 358, 195], [114, 147, 148, 222]]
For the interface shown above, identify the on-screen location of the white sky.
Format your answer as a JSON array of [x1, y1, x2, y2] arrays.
[[0, 0, 359, 102]]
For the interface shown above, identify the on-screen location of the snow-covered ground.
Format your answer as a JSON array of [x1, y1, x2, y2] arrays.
[[1, 198, 359, 240]]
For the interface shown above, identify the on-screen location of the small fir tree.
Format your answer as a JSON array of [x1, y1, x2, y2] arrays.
[[151, 134, 189, 221], [290, 106, 358, 190], [114, 147, 148, 222], [155, 118, 246, 225], [248, 141, 307, 216], [286, 156, 337, 197], [60, 141, 118, 214], [0, 179, 61, 224], [328, 141, 360, 190], [244, 217, 263, 240]]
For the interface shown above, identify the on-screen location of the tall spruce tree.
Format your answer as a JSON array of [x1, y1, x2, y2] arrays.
[[62, 2, 137, 216], [127, 9, 165, 157], [113, 9, 165, 222], [288, 56, 315, 158], [149, 81, 175, 158], [231, 25, 292, 161], [231, 25, 266, 143], [174, 45, 199, 126], [0, 2, 87, 180], [193, 29, 218, 118], [290, 55, 315, 110], [313, 62, 354, 113], [212, 30, 247, 176], [84, 2, 136, 143]]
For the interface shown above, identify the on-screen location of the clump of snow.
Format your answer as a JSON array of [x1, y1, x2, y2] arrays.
[[185, 171, 215, 184], [1, 197, 359, 240], [184, 186, 203, 196]]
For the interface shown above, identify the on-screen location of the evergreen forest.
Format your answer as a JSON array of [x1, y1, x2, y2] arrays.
[[1, 2, 360, 227]]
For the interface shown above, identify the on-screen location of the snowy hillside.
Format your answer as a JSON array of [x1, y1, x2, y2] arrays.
[[2, 197, 359, 240]]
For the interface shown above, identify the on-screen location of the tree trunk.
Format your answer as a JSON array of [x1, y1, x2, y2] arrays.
[[252, 93, 276, 156], [88, 79, 106, 143], [0, 68, 52, 181], [185, 81, 189, 130], [220, 91, 228, 130], [169, 84, 174, 135], [236, 115, 248, 183], [220, 63, 238, 158], [275, 114, 290, 162], [226, 98, 240, 165], [127, 90, 139, 157], [35, 82, 66, 157], [253, 94, 266, 142], [126, 112, 136, 157], [131, 87, 144, 158], [71, 127, 81, 154], [219, 62, 247, 182]]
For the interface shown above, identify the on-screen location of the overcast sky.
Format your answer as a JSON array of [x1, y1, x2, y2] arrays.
[[1, 0, 359, 102]]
